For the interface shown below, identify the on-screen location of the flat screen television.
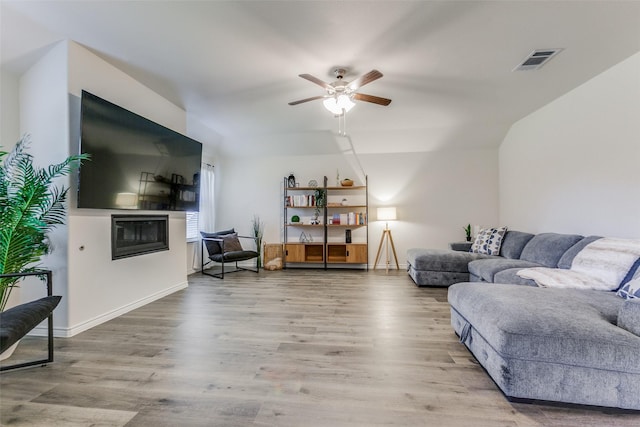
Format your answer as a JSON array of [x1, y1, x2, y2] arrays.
[[78, 90, 202, 211]]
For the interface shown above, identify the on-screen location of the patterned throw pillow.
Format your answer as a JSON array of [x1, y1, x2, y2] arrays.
[[470, 226, 508, 256], [617, 276, 640, 300]]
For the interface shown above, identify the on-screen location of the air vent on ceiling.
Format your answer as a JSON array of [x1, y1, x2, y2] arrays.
[[513, 48, 563, 71]]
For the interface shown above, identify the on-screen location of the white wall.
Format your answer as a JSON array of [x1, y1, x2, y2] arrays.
[[19, 41, 73, 325], [18, 40, 196, 336], [1, 70, 20, 150], [499, 52, 640, 238], [217, 147, 499, 268]]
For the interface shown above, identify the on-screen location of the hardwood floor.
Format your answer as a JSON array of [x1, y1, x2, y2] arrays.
[[1, 269, 639, 426]]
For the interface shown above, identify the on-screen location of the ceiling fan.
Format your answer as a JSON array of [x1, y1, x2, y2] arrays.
[[288, 68, 392, 115]]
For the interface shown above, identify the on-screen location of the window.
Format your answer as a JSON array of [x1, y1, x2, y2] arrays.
[[186, 211, 199, 240]]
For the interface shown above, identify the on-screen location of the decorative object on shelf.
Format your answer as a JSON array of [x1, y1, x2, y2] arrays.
[[291, 215, 300, 223], [341, 178, 354, 187], [299, 232, 313, 243], [251, 215, 264, 268], [463, 224, 472, 242], [374, 207, 399, 273], [308, 179, 318, 187], [314, 187, 326, 222], [346, 229, 352, 243], [287, 173, 296, 188], [0, 135, 89, 312], [341, 198, 348, 206]]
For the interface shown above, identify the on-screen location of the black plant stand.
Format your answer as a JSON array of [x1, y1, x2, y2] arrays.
[[0, 270, 55, 372]]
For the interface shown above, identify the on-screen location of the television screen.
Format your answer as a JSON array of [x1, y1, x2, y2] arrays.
[[78, 90, 202, 211]]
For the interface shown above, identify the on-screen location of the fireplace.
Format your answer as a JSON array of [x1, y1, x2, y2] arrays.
[[111, 215, 169, 260]]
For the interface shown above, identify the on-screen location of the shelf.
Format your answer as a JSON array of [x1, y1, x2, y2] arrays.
[[283, 175, 368, 269]]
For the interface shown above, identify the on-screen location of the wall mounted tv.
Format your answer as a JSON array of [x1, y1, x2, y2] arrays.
[[78, 90, 202, 211]]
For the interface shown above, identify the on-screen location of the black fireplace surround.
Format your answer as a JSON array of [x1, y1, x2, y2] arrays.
[[111, 215, 169, 260]]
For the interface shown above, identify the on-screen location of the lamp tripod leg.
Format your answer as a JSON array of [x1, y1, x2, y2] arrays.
[[374, 229, 387, 270]]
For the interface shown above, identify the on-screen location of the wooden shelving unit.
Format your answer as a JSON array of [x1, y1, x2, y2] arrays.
[[283, 176, 368, 269]]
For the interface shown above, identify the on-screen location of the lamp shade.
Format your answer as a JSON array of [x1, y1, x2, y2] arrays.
[[377, 207, 397, 221]]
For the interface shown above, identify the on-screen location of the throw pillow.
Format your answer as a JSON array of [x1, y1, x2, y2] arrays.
[[201, 228, 235, 256], [619, 257, 640, 290], [222, 233, 244, 253], [470, 226, 508, 256], [617, 276, 640, 300], [617, 299, 640, 336]]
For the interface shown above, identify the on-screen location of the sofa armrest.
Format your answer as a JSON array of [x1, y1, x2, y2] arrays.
[[449, 242, 472, 252], [618, 299, 640, 336]]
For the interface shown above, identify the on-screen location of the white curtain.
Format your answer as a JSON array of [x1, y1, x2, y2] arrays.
[[193, 163, 215, 270], [198, 163, 216, 232]]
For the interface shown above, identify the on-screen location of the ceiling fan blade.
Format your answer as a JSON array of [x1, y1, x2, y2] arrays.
[[288, 95, 325, 106], [299, 74, 333, 90], [353, 93, 392, 106], [347, 69, 383, 91]]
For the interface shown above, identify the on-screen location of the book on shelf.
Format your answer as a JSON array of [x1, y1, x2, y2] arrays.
[[286, 194, 316, 207]]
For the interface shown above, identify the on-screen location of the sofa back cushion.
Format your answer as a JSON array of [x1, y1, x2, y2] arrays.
[[557, 235, 603, 269], [519, 233, 584, 267], [499, 231, 535, 259]]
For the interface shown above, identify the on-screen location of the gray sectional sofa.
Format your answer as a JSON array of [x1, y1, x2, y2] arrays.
[[407, 230, 640, 410], [407, 231, 598, 287]]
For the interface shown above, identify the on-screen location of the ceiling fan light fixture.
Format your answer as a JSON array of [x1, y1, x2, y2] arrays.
[[323, 94, 355, 115]]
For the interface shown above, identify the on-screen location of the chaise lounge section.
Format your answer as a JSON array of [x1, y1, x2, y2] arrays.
[[448, 282, 640, 409]]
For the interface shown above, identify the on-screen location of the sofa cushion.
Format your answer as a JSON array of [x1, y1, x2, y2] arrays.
[[468, 258, 541, 283], [499, 231, 535, 260], [618, 299, 640, 336], [557, 235, 603, 269], [492, 267, 538, 286], [519, 233, 583, 267], [406, 248, 493, 273], [470, 226, 507, 256]]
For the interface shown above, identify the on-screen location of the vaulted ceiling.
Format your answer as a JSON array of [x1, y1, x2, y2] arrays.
[[2, 1, 639, 156]]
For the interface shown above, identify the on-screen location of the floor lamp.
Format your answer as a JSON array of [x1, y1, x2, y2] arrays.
[[374, 207, 399, 272]]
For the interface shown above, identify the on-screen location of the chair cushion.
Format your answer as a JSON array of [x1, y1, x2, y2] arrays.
[[519, 233, 583, 267], [201, 228, 235, 256], [209, 250, 259, 263], [222, 233, 244, 252], [0, 295, 61, 353]]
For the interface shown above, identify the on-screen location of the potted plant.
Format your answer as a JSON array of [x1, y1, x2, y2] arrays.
[[0, 135, 88, 312], [251, 214, 264, 268], [463, 224, 472, 242], [313, 188, 326, 224]]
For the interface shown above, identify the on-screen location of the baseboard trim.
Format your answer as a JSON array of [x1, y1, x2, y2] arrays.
[[29, 281, 189, 338]]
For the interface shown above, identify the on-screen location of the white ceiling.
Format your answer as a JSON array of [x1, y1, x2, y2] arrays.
[[2, 1, 639, 157]]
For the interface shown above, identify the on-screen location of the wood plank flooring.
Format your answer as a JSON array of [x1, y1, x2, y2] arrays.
[[1, 269, 639, 426]]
